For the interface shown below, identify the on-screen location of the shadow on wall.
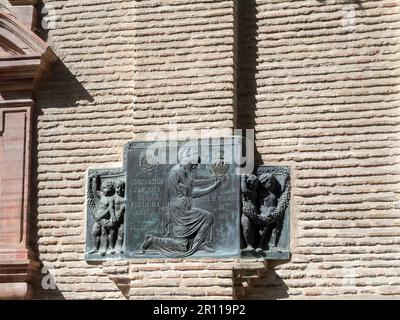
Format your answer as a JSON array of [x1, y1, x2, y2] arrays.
[[35, 0, 52, 42], [233, 260, 290, 300], [29, 59, 94, 299], [237, 0, 262, 167], [35, 60, 94, 109]]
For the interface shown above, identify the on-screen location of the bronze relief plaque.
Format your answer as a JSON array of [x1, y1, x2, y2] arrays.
[[86, 138, 242, 260], [240, 166, 291, 259]]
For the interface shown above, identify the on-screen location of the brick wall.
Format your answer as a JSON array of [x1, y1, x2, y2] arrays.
[[237, 0, 400, 298], [33, 0, 238, 300], [32, 0, 400, 299], [131, 0, 237, 135], [33, 0, 135, 299]]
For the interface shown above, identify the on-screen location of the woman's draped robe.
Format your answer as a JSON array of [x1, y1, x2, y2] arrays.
[[147, 165, 214, 257]]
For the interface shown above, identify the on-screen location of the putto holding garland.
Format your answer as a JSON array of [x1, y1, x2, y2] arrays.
[[240, 167, 291, 257]]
